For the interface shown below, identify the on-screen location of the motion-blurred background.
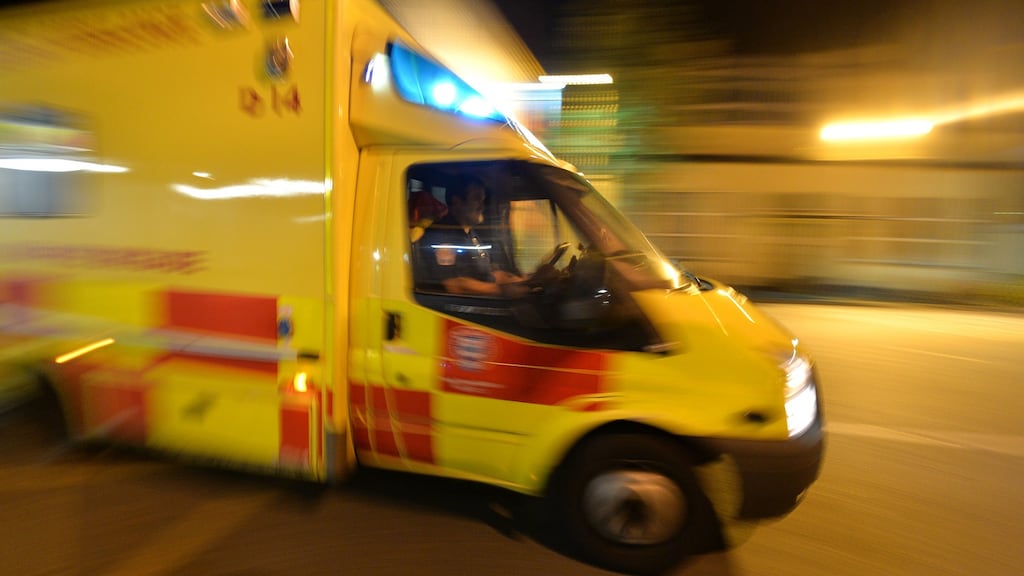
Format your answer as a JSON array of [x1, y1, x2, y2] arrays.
[[382, 0, 1024, 307]]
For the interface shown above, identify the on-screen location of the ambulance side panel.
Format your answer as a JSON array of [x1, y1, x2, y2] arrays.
[[0, 0, 332, 477]]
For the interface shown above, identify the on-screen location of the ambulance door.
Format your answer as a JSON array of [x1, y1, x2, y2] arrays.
[[350, 149, 439, 470], [376, 156, 614, 484]]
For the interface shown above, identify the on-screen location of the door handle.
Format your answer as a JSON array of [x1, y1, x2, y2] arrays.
[[385, 312, 402, 341]]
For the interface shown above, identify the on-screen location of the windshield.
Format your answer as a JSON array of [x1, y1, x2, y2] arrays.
[[514, 162, 685, 291]]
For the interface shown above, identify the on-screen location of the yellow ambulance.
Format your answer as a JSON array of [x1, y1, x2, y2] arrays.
[[0, 0, 823, 572]]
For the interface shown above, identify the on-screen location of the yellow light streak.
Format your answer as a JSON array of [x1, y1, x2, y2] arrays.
[[933, 92, 1024, 124], [820, 90, 1024, 143], [55, 338, 115, 364], [820, 119, 934, 142]]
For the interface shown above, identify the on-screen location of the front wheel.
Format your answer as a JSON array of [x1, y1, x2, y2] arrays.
[[555, 433, 717, 575]]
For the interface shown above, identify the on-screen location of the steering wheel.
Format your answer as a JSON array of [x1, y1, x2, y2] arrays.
[[540, 241, 571, 268], [526, 241, 571, 293]]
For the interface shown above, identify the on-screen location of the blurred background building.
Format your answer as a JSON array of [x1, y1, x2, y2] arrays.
[[399, 0, 1024, 305]]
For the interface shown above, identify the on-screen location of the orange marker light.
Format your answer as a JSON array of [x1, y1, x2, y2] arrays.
[[293, 372, 308, 393]]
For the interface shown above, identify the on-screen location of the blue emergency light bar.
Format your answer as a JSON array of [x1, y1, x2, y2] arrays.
[[387, 42, 507, 123]]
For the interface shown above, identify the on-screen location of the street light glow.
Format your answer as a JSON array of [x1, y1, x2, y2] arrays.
[[539, 73, 613, 85], [820, 119, 934, 142], [820, 90, 1024, 143]]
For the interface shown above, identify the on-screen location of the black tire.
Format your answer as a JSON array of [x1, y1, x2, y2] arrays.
[[555, 433, 716, 575]]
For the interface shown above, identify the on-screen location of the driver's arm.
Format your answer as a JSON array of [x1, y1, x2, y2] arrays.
[[493, 269, 525, 284], [441, 276, 502, 296], [442, 275, 530, 298]]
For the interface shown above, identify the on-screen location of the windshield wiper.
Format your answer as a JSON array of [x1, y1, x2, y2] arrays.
[[684, 270, 713, 291], [671, 269, 712, 292]]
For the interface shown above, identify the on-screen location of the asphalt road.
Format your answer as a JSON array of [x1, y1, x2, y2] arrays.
[[2, 303, 1023, 576]]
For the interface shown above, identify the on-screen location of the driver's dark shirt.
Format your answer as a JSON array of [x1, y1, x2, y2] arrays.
[[418, 215, 496, 288]]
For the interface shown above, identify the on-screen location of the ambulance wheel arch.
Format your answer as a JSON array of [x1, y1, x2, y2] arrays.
[[3, 366, 71, 442], [548, 425, 722, 574]]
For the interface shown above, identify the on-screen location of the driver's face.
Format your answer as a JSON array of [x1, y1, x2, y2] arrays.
[[455, 184, 485, 227]]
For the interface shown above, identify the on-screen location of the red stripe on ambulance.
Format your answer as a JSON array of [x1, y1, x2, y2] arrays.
[[56, 362, 149, 442], [279, 376, 321, 471], [348, 381, 434, 464], [279, 403, 311, 468], [163, 290, 277, 341], [391, 388, 433, 462], [442, 319, 606, 405], [0, 277, 44, 306], [370, 386, 398, 457], [159, 289, 280, 374]]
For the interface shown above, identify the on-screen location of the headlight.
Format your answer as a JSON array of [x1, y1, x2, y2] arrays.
[[782, 355, 817, 437]]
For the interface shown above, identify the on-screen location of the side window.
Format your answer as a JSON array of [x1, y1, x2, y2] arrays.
[[408, 162, 519, 298], [405, 160, 656, 351], [0, 109, 97, 218], [0, 169, 87, 217]]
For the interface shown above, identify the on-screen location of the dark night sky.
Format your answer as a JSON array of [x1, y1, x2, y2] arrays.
[[493, 0, 903, 61], [492, 0, 1024, 68]]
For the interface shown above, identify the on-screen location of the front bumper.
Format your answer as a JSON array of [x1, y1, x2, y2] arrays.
[[700, 413, 825, 519]]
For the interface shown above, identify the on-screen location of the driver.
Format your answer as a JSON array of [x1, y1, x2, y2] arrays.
[[418, 175, 528, 297]]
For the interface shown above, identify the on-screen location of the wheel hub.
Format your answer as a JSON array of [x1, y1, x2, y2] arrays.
[[582, 469, 686, 545]]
